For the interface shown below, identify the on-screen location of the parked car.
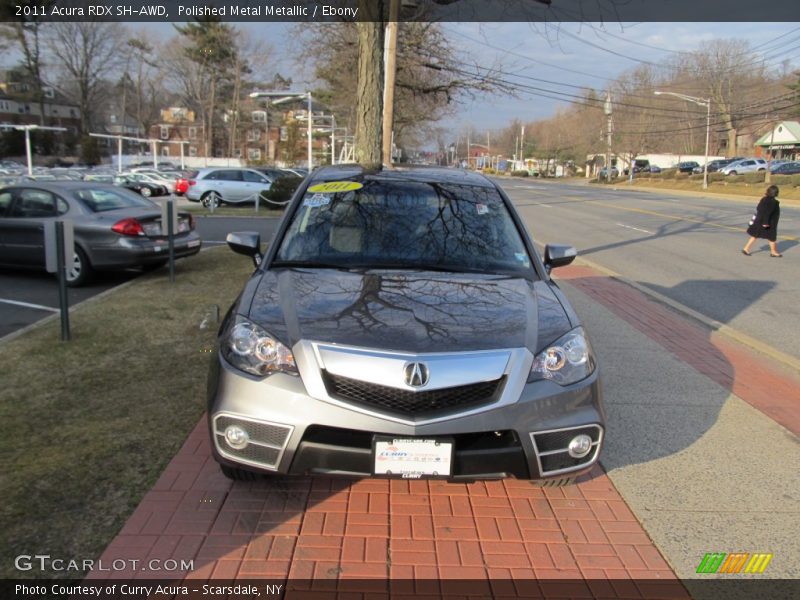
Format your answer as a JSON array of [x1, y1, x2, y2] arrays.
[[677, 161, 700, 173], [767, 160, 789, 172], [207, 165, 605, 484], [282, 167, 309, 178], [771, 161, 800, 175], [186, 168, 273, 207], [252, 166, 290, 182], [598, 167, 619, 179], [114, 174, 168, 198], [648, 165, 662, 173], [720, 158, 767, 176], [0, 182, 201, 286]]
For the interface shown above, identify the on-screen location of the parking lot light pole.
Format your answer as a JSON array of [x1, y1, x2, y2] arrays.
[[6, 125, 68, 175], [654, 91, 711, 189]]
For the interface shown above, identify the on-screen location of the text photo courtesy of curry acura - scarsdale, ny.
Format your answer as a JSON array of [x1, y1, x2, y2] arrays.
[[1, 1, 799, 600]]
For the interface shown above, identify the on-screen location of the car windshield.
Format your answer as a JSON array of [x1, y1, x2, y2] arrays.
[[74, 187, 155, 212], [274, 179, 533, 276]]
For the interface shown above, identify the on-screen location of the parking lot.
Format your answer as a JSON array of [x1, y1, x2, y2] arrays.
[[0, 214, 281, 340]]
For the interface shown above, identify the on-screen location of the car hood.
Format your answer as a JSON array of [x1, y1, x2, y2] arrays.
[[246, 269, 573, 354]]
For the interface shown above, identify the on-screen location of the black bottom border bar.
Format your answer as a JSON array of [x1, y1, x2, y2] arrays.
[[3, 578, 799, 600]]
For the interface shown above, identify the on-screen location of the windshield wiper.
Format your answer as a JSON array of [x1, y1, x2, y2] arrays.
[[270, 260, 358, 271], [351, 262, 497, 275]]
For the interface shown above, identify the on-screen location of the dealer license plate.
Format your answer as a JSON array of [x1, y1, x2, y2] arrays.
[[373, 436, 453, 478]]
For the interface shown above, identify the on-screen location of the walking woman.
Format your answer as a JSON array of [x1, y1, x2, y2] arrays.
[[742, 185, 782, 257]]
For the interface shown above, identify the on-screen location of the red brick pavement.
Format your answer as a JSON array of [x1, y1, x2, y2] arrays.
[[89, 262, 800, 597]]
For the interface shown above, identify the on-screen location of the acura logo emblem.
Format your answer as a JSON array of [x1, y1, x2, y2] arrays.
[[404, 362, 430, 387]]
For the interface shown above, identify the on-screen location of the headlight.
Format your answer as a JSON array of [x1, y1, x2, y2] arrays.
[[529, 327, 595, 385], [221, 317, 297, 377]]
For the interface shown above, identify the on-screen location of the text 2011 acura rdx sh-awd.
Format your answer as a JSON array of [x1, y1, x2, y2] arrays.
[[208, 165, 604, 484]]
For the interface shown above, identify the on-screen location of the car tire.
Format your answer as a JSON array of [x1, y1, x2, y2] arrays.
[[220, 464, 259, 481], [140, 186, 152, 198], [728, 171, 737, 176], [66, 246, 93, 287], [202, 191, 221, 209]]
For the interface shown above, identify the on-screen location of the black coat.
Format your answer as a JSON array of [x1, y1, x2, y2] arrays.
[[746, 195, 780, 241]]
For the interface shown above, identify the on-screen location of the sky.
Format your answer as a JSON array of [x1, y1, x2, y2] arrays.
[[5, 20, 797, 139], [196, 21, 799, 134]]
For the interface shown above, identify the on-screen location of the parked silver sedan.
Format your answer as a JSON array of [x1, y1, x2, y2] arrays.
[[0, 182, 201, 286]]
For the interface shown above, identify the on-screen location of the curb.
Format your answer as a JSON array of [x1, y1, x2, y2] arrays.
[[608, 182, 800, 207], [0, 276, 143, 348], [0, 247, 227, 348], [572, 255, 800, 374]]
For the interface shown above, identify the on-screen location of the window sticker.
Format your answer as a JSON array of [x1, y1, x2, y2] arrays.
[[307, 181, 363, 193], [303, 193, 331, 208], [476, 203, 489, 215]]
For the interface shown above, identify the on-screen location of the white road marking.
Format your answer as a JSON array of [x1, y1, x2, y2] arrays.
[[0, 298, 59, 312], [616, 222, 654, 235]]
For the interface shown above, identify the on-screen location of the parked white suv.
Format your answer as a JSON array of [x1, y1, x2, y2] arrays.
[[186, 168, 273, 206], [720, 158, 767, 176]]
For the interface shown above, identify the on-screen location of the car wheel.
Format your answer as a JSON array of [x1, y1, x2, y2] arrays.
[[202, 191, 221, 209], [728, 171, 737, 176], [140, 186, 152, 197], [220, 464, 259, 481], [66, 246, 93, 287]]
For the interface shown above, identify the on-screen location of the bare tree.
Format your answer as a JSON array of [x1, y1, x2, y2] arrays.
[[47, 22, 126, 133]]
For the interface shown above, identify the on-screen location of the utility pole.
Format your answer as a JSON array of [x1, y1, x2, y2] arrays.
[[521, 125, 526, 169], [604, 92, 613, 182], [467, 129, 471, 169], [382, 0, 400, 165], [765, 121, 776, 184]]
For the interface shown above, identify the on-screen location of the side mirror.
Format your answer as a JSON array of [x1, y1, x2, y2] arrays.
[[226, 231, 262, 268], [544, 244, 577, 273]]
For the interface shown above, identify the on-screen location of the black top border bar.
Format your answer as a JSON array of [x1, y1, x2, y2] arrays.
[[2, 0, 800, 23]]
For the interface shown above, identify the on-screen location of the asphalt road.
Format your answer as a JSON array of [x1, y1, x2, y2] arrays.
[[0, 215, 282, 339], [497, 178, 800, 360]]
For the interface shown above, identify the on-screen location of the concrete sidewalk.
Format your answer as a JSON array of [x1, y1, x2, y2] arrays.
[[89, 262, 799, 598]]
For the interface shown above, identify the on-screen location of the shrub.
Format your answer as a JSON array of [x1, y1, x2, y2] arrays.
[[260, 176, 302, 208], [483, 168, 496, 175], [660, 168, 677, 179], [726, 175, 743, 183], [675, 172, 689, 180], [708, 172, 725, 183], [769, 174, 792, 186], [511, 170, 529, 177], [741, 171, 766, 184]]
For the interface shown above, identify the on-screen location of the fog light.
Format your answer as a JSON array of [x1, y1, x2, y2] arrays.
[[567, 434, 593, 458], [224, 425, 249, 450]]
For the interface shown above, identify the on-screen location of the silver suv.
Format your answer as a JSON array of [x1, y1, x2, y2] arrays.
[[720, 158, 767, 176], [186, 168, 273, 206], [207, 166, 605, 484]]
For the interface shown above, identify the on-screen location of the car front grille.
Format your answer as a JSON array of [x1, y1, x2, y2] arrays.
[[321, 371, 504, 417]]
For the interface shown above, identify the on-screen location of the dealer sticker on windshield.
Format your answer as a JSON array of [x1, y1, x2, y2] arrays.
[[307, 181, 363, 194], [303, 193, 331, 208], [373, 437, 453, 478]]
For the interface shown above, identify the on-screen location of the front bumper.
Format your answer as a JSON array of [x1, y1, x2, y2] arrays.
[[207, 347, 605, 481]]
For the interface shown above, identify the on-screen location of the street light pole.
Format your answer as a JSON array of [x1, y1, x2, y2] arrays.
[[249, 90, 315, 168], [654, 91, 711, 189]]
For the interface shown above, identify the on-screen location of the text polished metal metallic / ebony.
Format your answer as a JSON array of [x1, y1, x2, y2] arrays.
[[207, 165, 605, 484]]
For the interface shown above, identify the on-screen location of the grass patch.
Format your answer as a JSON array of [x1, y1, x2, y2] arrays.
[[182, 204, 284, 218], [0, 248, 253, 578]]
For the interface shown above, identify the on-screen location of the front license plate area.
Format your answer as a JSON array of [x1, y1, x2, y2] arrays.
[[372, 436, 454, 479]]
